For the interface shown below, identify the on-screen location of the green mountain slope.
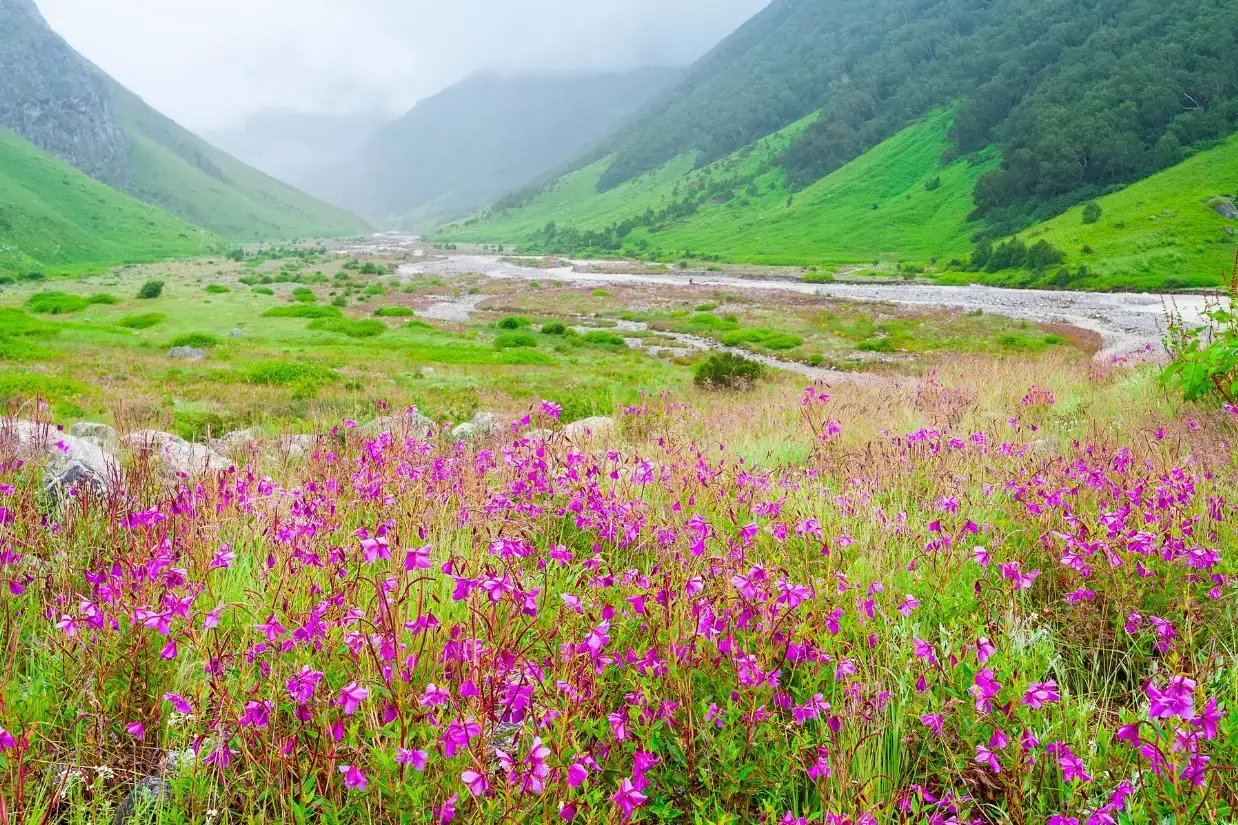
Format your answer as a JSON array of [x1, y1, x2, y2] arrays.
[[1013, 135, 1238, 291], [492, 0, 1238, 245], [439, 110, 996, 265], [0, 126, 219, 276], [0, 0, 368, 241]]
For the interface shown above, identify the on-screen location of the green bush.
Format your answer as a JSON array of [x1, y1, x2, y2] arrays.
[[116, 313, 166, 329], [581, 330, 626, 347], [364, 286, 386, 297], [241, 361, 339, 386], [169, 333, 221, 348], [694, 352, 764, 389], [541, 321, 568, 335], [87, 293, 119, 305], [292, 287, 317, 303], [374, 307, 414, 317], [721, 327, 804, 350], [306, 319, 387, 338], [497, 316, 530, 330], [857, 337, 895, 352], [26, 291, 89, 314], [1082, 201, 1103, 224], [359, 262, 385, 275], [591, 289, 612, 297], [262, 305, 341, 319], [204, 285, 230, 294], [332, 296, 348, 308], [137, 280, 164, 300], [252, 287, 275, 296], [803, 272, 835, 283], [495, 333, 538, 349]]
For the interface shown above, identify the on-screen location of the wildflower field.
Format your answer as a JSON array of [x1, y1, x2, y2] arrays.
[[0, 344, 1235, 825]]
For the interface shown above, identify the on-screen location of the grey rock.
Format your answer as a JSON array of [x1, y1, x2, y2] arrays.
[[167, 347, 205, 362], [451, 411, 499, 441], [208, 427, 264, 453], [122, 430, 233, 478], [4, 420, 122, 494], [275, 433, 318, 458], [112, 775, 172, 825], [70, 421, 118, 443], [1212, 199, 1238, 220], [1032, 436, 1061, 456], [361, 411, 436, 439], [563, 416, 616, 439], [230, 328, 243, 338]]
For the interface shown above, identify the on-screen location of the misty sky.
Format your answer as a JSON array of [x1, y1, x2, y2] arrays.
[[36, 0, 769, 131]]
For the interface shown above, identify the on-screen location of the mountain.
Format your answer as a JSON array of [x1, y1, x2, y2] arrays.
[[443, 0, 1238, 288], [0, 126, 219, 276], [333, 68, 683, 229], [202, 110, 385, 205], [0, 0, 369, 241]]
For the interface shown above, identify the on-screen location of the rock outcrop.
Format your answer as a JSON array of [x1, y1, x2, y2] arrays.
[[122, 430, 233, 479], [2, 419, 122, 494]]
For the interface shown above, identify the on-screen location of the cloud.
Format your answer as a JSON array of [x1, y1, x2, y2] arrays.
[[35, 0, 769, 130]]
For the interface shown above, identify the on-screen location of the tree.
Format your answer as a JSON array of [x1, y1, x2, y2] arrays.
[[137, 280, 164, 300], [1082, 202, 1103, 224]]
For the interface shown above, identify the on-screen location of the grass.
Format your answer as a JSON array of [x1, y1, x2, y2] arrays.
[[0, 127, 219, 278], [262, 305, 341, 319], [437, 110, 995, 267], [25, 291, 90, 315], [1008, 133, 1238, 290], [306, 318, 387, 339], [168, 332, 222, 348], [115, 313, 166, 329], [374, 307, 415, 318]]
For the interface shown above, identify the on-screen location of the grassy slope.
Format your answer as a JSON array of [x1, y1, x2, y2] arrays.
[[440, 111, 997, 265], [0, 126, 220, 275], [1017, 134, 1238, 289], [108, 86, 371, 243]]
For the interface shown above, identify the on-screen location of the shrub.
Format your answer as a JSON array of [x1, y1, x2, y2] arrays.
[[306, 319, 386, 338], [803, 272, 835, 283], [364, 286, 387, 297], [591, 289, 612, 297], [332, 296, 348, 308], [694, 352, 763, 389], [87, 293, 118, 305], [580, 330, 627, 347], [1082, 201, 1103, 224], [359, 262, 385, 275], [1025, 240, 1066, 270], [204, 285, 230, 294], [137, 280, 164, 300], [292, 287, 317, 303], [252, 287, 275, 295], [169, 333, 221, 348], [374, 307, 414, 317], [26, 291, 89, 314], [241, 360, 338, 386], [262, 305, 341, 319], [116, 313, 166, 329], [497, 317, 530, 330], [541, 321, 568, 335], [857, 337, 895, 352], [495, 333, 538, 349], [721, 327, 804, 350], [924, 176, 943, 191]]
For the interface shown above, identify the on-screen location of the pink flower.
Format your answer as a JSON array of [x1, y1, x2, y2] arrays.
[[163, 693, 193, 715], [1147, 675, 1195, 721], [287, 666, 324, 705], [462, 769, 490, 797], [0, 727, 16, 751], [919, 714, 944, 737], [611, 778, 647, 819], [975, 743, 1001, 773], [125, 722, 145, 738], [897, 595, 920, 616], [404, 544, 432, 571], [336, 682, 370, 716], [396, 748, 429, 770], [339, 763, 367, 791], [1023, 681, 1061, 709]]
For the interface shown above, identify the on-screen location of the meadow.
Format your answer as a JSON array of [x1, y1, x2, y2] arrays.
[[0, 250, 1233, 825]]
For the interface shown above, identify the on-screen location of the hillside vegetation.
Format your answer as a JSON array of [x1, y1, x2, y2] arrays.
[[441, 110, 996, 265], [0, 126, 219, 277], [0, 0, 368, 241]]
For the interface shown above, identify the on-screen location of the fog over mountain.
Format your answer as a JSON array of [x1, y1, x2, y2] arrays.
[[34, 0, 770, 131]]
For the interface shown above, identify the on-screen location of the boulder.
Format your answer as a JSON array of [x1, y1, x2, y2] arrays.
[[361, 411, 436, 439], [451, 411, 499, 441], [275, 433, 319, 458], [1212, 199, 1238, 220], [123, 430, 233, 479], [208, 427, 265, 454], [70, 421, 117, 442], [112, 775, 172, 825], [230, 328, 243, 338], [3, 420, 122, 494], [167, 347, 205, 361], [563, 416, 617, 439]]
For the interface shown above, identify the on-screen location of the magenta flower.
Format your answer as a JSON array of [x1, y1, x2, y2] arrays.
[[287, 666, 324, 705], [404, 544, 432, 570], [0, 727, 16, 751], [1147, 675, 1195, 721], [897, 595, 920, 616], [239, 700, 273, 729], [975, 743, 1001, 773], [611, 778, 647, 819], [336, 681, 370, 716], [919, 714, 944, 737], [339, 763, 367, 791], [435, 793, 458, 823], [1023, 681, 1061, 709], [396, 748, 429, 770], [462, 769, 490, 797], [163, 693, 193, 714]]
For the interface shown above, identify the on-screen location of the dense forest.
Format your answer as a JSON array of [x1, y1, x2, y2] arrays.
[[590, 0, 1238, 235]]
